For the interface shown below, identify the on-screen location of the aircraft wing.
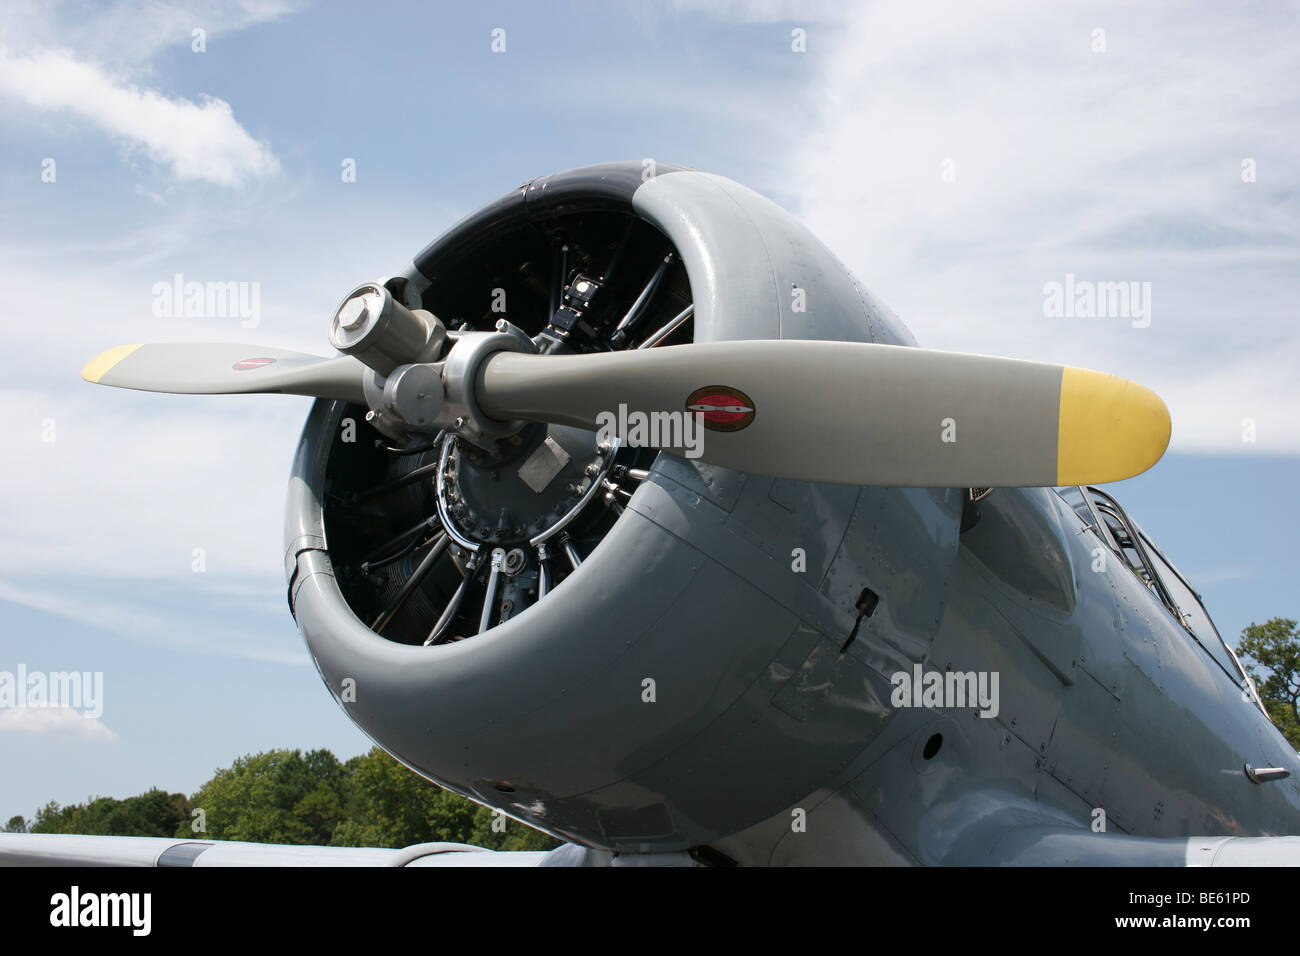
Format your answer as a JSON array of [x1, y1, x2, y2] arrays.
[[0, 833, 602, 867], [935, 807, 1300, 866]]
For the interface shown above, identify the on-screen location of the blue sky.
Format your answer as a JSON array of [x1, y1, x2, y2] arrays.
[[0, 0, 1297, 824]]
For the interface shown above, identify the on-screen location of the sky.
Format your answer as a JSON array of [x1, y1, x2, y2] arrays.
[[0, 0, 1297, 824]]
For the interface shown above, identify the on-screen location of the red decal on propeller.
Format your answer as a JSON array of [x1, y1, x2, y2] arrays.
[[233, 357, 277, 371], [685, 385, 756, 432]]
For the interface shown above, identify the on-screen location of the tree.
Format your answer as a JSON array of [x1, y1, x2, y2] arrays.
[[182, 748, 349, 844], [31, 801, 67, 833], [1238, 617, 1300, 750], [29, 790, 189, 837], [332, 747, 558, 851], [467, 803, 560, 852], [3, 816, 26, 833], [16, 745, 559, 852]]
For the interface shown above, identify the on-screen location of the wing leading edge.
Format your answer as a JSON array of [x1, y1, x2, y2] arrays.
[[0, 833, 570, 867]]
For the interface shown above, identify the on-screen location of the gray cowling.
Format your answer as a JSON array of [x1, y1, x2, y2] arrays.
[[282, 162, 918, 852]]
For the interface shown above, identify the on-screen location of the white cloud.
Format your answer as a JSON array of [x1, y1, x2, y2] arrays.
[[0, 577, 309, 666], [0, 706, 117, 741], [0, 48, 279, 187], [0, 266, 320, 665], [670, 0, 844, 22], [0, 161, 450, 599], [0, 385, 310, 582], [786, 1, 1300, 454], [0, 1, 303, 70]]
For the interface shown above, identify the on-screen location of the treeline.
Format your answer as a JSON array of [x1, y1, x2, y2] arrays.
[[3, 746, 558, 851]]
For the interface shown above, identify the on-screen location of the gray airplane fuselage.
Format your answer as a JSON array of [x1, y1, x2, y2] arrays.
[[284, 163, 1300, 865]]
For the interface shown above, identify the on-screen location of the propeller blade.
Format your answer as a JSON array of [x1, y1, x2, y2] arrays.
[[81, 343, 369, 403], [478, 341, 1170, 487]]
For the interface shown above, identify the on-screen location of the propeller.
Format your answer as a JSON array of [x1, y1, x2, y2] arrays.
[[81, 343, 369, 403], [82, 286, 1170, 488], [477, 342, 1169, 487]]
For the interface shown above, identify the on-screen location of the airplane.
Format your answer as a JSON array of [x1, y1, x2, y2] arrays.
[[3, 160, 1297, 867]]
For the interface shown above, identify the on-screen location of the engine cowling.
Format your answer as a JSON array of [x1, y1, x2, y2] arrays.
[[284, 161, 937, 856]]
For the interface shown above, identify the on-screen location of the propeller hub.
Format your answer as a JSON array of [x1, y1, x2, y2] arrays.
[[329, 281, 445, 376], [432, 321, 537, 449], [381, 362, 444, 430]]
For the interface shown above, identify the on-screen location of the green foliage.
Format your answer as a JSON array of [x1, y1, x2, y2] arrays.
[[468, 804, 560, 852], [331, 748, 558, 851], [29, 789, 189, 837], [1238, 617, 1300, 749], [17, 746, 558, 852], [183, 748, 348, 844], [331, 747, 474, 848]]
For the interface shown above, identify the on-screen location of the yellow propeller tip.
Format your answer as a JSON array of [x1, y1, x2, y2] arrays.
[[1057, 367, 1171, 485], [82, 344, 142, 384]]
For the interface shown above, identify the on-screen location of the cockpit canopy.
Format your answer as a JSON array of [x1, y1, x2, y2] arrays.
[[1056, 485, 1257, 696]]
